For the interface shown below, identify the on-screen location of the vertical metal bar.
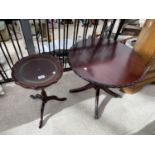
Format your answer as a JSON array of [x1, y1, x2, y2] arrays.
[[11, 20, 23, 58], [0, 43, 12, 69], [83, 19, 87, 41], [5, 22, 20, 60], [0, 63, 9, 79], [51, 19, 55, 55], [92, 21, 96, 37], [100, 19, 108, 39], [46, 19, 51, 53], [92, 19, 99, 38], [107, 19, 116, 40], [83, 19, 88, 41], [72, 19, 77, 45], [114, 19, 125, 41], [65, 22, 69, 69], [0, 70, 6, 81], [66, 22, 69, 52], [63, 21, 66, 65], [75, 19, 80, 43], [39, 19, 45, 53], [63, 22, 66, 50], [84, 19, 89, 39], [33, 19, 40, 53], [20, 20, 35, 55], [58, 19, 61, 56], [84, 19, 89, 40], [0, 32, 14, 65]]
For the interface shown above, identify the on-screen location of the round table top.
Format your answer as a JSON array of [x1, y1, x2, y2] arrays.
[[12, 54, 63, 89], [69, 38, 146, 88]]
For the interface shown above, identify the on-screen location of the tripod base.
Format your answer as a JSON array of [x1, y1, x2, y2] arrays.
[[69, 83, 121, 119], [30, 89, 67, 128]]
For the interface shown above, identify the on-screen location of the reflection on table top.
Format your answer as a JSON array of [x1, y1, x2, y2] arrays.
[[69, 38, 145, 88]]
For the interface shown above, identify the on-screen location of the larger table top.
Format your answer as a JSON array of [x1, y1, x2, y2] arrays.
[[69, 38, 146, 88]]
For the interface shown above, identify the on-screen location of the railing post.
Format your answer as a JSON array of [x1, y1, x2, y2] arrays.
[[114, 19, 126, 41], [20, 19, 35, 55]]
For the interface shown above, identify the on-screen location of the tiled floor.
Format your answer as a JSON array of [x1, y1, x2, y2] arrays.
[[0, 71, 155, 135]]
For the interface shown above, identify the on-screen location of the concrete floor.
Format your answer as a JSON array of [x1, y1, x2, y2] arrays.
[[0, 71, 155, 135]]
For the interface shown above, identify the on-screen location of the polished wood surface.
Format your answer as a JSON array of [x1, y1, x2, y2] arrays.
[[12, 54, 63, 89], [69, 38, 145, 88]]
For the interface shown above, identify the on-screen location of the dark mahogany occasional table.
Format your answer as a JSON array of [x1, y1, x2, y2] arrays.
[[69, 38, 145, 119], [12, 54, 67, 128]]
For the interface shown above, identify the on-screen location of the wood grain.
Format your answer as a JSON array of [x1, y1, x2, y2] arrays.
[[122, 19, 155, 93]]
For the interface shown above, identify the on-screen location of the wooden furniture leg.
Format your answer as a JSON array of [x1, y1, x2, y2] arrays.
[[95, 88, 100, 119], [70, 84, 121, 119], [102, 87, 121, 98], [30, 88, 67, 128], [39, 100, 46, 128]]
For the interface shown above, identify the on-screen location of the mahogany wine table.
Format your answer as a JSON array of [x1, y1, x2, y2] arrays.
[[12, 54, 67, 128], [69, 38, 145, 119]]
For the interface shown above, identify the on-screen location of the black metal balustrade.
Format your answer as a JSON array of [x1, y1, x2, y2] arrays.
[[0, 19, 128, 84]]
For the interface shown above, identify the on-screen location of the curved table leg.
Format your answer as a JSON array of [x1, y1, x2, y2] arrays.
[[47, 95, 67, 101], [69, 84, 121, 119], [102, 87, 121, 98], [95, 88, 100, 119], [69, 83, 93, 93]]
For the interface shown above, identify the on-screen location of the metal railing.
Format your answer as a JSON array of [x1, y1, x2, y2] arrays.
[[0, 19, 126, 84]]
